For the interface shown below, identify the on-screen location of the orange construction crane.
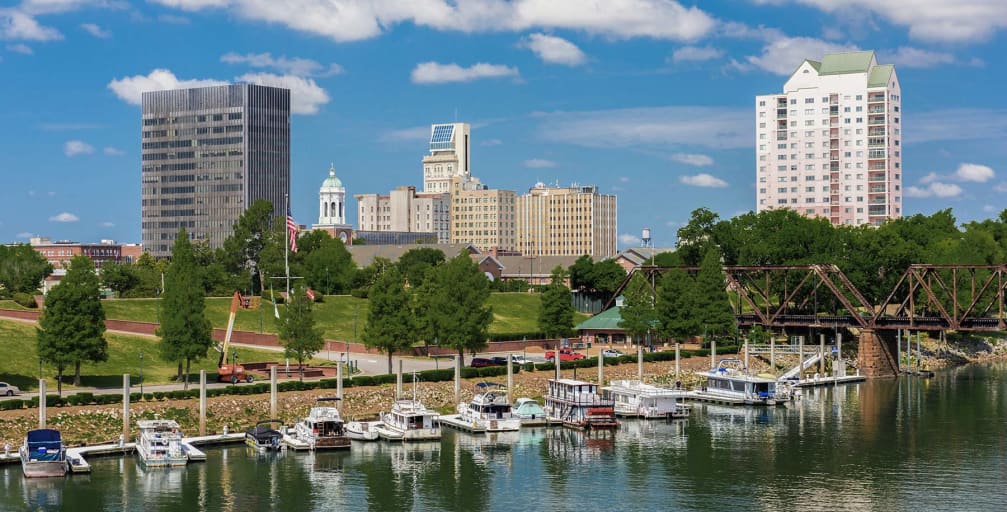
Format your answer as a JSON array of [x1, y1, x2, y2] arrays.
[[217, 291, 254, 384]]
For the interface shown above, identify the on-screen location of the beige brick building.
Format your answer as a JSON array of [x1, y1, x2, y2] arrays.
[[516, 182, 617, 259], [449, 176, 516, 252], [354, 186, 450, 243]]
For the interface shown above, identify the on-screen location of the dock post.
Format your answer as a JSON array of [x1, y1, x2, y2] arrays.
[[598, 349, 604, 385], [397, 360, 403, 399], [38, 379, 46, 429], [916, 332, 922, 370], [896, 330, 902, 371], [744, 341, 749, 371], [637, 344, 643, 380], [506, 354, 513, 404], [336, 363, 343, 413], [710, 339, 716, 369], [770, 337, 776, 372], [798, 336, 804, 379], [199, 370, 207, 436], [836, 333, 843, 377], [555, 345, 561, 381], [675, 343, 680, 378], [270, 366, 278, 419], [454, 355, 461, 405], [819, 334, 825, 375], [122, 374, 130, 443]]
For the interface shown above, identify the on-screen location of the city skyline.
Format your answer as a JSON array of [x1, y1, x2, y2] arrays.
[[1, 1, 1005, 249]]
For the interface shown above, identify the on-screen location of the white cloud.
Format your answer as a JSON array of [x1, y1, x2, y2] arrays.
[[619, 176, 630, 183], [221, 52, 343, 77], [744, 36, 856, 75], [107, 69, 226, 106], [103, 146, 124, 156], [983, 205, 997, 213], [49, 212, 79, 222], [995, 182, 1007, 193], [148, 0, 716, 42], [680, 173, 728, 188], [16, 232, 32, 238], [64, 140, 94, 156], [101, 221, 115, 227], [880, 46, 954, 68], [6, 43, 33, 54], [411, 62, 520, 84], [235, 72, 329, 114], [907, 109, 1007, 144], [523, 158, 557, 168], [755, 0, 1007, 43], [520, 33, 586, 66], [0, 8, 62, 41], [953, 163, 994, 182], [670, 45, 723, 63], [80, 22, 110, 38], [905, 182, 962, 198], [619, 233, 642, 246], [919, 172, 939, 184], [670, 153, 714, 166], [537, 106, 752, 150], [481, 138, 503, 146], [158, 14, 191, 24]]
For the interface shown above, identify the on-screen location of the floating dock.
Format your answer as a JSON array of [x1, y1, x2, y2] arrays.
[[281, 433, 312, 451], [436, 414, 487, 433], [791, 374, 867, 388]]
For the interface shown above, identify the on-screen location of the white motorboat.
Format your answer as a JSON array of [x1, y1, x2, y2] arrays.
[[601, 380, 690, 419], [693, 358, 789, 405], [245, 419, 284, 451], [454, 382, 521, 432], [20, 429, 67, 478], [377, 399, 442, 441], [345, 420, 381, 441], [512, 398, 548, 425], [544, 378, 619, 431], [294, 399, 351, 450], [136, 420, 187, 467]]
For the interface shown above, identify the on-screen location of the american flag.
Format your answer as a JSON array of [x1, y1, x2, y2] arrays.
[[305, 288, 316, 301], [286, 210, 298, 253]]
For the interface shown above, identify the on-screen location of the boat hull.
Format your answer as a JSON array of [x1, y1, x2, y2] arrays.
[[21, 460, 67, 478], [345, 421, 380, 441], [138, 452, 188, 468]]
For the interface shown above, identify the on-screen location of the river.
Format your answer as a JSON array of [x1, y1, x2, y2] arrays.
[[4, 363, 1005, 511]]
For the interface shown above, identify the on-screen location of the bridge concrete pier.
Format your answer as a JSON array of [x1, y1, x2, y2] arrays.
[[857, 329, 899, 378]]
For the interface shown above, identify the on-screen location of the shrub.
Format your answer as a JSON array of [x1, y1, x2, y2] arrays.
[[142, 393, 154, 401], [418, 369, 454, 382], [350, 288, 368, 299], [12, 292, 37, 308], [0, 400, 26, 410], [152, 391, 165, 400]]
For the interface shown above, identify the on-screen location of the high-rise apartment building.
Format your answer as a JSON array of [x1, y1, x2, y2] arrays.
[[755, 51, 902, 226], [355, 187, 450, 243], [423, 123, 470, 193], [450, 176, 516, 252], [141, 84, 290, 257], [516, 182, 617, 259]]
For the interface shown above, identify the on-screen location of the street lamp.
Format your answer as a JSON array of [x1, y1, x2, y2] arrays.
[[139, 350, 144, 395]]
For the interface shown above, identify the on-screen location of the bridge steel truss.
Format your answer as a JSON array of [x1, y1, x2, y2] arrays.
[[608, 264, 1007, 332]]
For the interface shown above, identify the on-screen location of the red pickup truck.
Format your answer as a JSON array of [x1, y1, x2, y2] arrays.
[[545, 348, 586, 362]]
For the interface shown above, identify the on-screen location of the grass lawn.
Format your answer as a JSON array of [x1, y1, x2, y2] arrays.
[[0, 319, 299, 392]]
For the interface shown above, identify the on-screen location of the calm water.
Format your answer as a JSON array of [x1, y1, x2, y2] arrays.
[[4, 363, 1006, 512]]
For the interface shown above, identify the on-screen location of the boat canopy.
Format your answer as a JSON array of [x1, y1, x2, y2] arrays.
[[25, 429, 63, 461]]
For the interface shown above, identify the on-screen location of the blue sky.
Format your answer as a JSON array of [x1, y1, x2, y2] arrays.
[[2, 0, 1006, 249]]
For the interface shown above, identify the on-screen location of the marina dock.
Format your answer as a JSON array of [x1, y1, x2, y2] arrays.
[[437, 414, 488, 433], [791, 374, 867, 387]]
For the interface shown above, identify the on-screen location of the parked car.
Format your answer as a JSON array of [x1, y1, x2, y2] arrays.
[[0, 382, 20, 396], [601, 349, 625, 358], [509, 355, 528, 365], [470, 358, 496, 368], [544, 348, 586, 362]]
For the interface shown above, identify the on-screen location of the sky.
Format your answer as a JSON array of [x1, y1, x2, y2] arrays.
[[1, 0, 1006, 249]]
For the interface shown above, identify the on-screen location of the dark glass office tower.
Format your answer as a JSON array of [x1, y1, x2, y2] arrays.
[[141, 84, 290, 257]]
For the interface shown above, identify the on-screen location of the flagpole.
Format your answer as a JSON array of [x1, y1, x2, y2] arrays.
[[284, 193, 291, 299]]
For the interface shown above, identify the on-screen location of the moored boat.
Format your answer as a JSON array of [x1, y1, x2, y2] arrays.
[[345, 420, 381, 441], [454, 382, 521, 432], [693, 358, 788, 405], [376, 399, 441, 441], [544, 378, 619, 431], [245, 419, 284, 451], [20, 429, 67, 478], [602, 380, 690, 419], [294, 400, 351, 450], [513, 398, 548, 426], [136, 420, 187, 467]]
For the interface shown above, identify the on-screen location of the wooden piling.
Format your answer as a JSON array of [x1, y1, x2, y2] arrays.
[[199, 370, 207, 436], [637, 344, 643, 380], [454, 355, 461, 405], [122, 374, 130, 443], [270, 366, 278, 419], [38, 379, 46, 430], [598, 349, 604, 385], [397, 360, 403, 398], [819, 334, 826, 375], [506, 354, 513, 404]]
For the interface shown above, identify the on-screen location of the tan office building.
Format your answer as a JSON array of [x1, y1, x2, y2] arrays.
[[516, 182, 617, 259], [449, 176, 516, 252], [355, 186, 450, 243]]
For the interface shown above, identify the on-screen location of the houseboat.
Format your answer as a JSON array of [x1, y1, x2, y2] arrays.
[[376, 399, 442, 441], [601, 380, 690, 419], [345, 420, 381, 441], [293, 400, 351, 450], [20, 429, 67, 478], [245, 419, 284, 451], [693, 359, 788, 405], [453, 382, 521, 432], [136, 420, 187, 467], [513, 398, 548, 426], [544, 378, 619, 431]]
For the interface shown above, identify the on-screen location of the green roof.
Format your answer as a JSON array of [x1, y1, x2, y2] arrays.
[[867, 64, 894, 88], [805, 59, 821, 72], [576, 307, 624, 331], [818, 51, 875, 75]]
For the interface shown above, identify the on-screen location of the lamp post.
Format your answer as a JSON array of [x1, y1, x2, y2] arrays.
[[139, 350, 144, 395]]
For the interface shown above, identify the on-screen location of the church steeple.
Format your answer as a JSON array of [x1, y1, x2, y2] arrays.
[[319, 163, 345, 225]]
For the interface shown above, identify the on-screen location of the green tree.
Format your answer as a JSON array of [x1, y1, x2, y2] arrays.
[[157, 228, 213, 389], [278, 285, 324, 381], [397, 247, 446, 289], [568, 255, 595, 292], [36, 255, 107, 392], [362, 266, 414, 374], [618, 273, 658, 346], [0, 244, 52, 294], [424, 253, 493, 361], [656, 267, 699, 341], [302, 233, 355, 294], [676, 207, 721, 266], [538, 266, 575, 338], [589, 259, 627, 297], [100, 261, 138, 298], [693, 247, 736, 340], [219, 199, 278, 291]]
